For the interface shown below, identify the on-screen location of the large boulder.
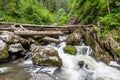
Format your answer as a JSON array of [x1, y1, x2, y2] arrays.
[[63, 45, 77, 55], [30, 44, 62, 67], [0, 39, 9, 62], [66, 30, 82, 45], [100, 34, 120, 63], [100, 35, 119, 52], [0, 31, 21, 44]]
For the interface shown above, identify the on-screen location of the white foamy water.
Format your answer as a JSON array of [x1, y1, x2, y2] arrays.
[[50, 39, 120, 80], [20, 36, 120, 80]]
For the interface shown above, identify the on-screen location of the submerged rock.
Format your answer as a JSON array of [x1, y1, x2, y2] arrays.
[[0, 31, 21, 44], [0, 39, 9, 62], [66, 30, 82, 45], [0, 67, 13, 74], [78, 61, 84, 68], [30, 44, 62, 67], [63, 45, 77, 55], [31, 73, 53, 80], [96, 77, 104, 80]]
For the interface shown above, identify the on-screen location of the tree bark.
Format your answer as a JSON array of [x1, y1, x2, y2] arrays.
[[42, 36, 60, 43], [14, 31, 64, 36]]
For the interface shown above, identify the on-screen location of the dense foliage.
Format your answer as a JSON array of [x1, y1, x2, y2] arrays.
[[0, 0, 119, 39], [67, 0, 120, 40], [0, 0, 55, 24]]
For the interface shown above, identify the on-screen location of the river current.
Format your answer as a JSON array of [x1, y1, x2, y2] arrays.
[[0, 35, 120, 80]]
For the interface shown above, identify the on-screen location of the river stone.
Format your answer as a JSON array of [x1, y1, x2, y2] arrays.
[[0, 31, 21, 44], [63, 45, 77, 55], [0, 39, 9, 62], [96, 77, 104, 80], [78, 61, 84, 68], [30, 73, 53, 80], [66, 30, 82, 45], [0, 67, 13, 74], [9, 43, 25, 55], [30, 44, 62, 67]]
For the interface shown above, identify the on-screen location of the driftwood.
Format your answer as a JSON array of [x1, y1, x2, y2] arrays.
[[14, 30, 64, 36], [42, 36, 60, 43]]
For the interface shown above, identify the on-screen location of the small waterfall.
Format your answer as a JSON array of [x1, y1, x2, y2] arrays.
[[51, 36, 120, 80], [19, 35, 120, 80]]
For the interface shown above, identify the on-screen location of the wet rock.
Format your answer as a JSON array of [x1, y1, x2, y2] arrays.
[[78, 61, 84, 68], [0, 67, 13, 74], [113, 47, 120, 57], [12, 58, 24, 63], [0, 39, 9, 62], [84, 31, 96, 49], [96, 77, 104, 80], [0, 31, 22, 44], [63, 45, 77, 55], [30, 44, 62, 67], [100, 34, 120, 64], [100, 35, 119, 51], [83, 30, 114, 64], [9, 43, 25, 55], [31, 73, 53, 80], [66, 30, 82, 45], [81, 47, 88, 54], [28, 38, 40, 45], [21, 38, 30, 47]]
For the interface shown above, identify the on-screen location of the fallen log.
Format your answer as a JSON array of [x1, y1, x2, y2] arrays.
[[14, 30, 64, 36], [42, 36, 60, 43], [0, 28, 14, 31]]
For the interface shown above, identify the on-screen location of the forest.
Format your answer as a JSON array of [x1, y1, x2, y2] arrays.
[[0, 0, 120, 39], [0, 0, 120, 80]]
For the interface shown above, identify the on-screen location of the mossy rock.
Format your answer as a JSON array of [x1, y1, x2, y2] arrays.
[[84, 32, 97, 50], [63, 45, 77, 55], [66, 30, 82, 45], [113, 47, 120, 57], [0, 39, 9, 62], [8, 43, 25, 56], [32, 58, 62, 67], [0, 31, 21, 44], [29, 38, 40, 45], [30, 44, 62, 67]]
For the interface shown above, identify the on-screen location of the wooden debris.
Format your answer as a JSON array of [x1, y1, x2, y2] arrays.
[[0, 22, 93, 34], [14, 30, 64, 36], [42, 36, 60, 43]]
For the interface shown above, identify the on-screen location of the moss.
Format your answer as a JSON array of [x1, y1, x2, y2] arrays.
[[0, 45, 9, 61], [37, 59, 62, 67], [63, 45, 77, 55], [32, 55, 62, 67], [94, 52, 100, 58], [113, 47, 120, 57], [31, 39, 40, 45], [84, 33, 96, 50]]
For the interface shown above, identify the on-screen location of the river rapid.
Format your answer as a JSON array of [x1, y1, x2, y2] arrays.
[[0, 36, 120, 80]]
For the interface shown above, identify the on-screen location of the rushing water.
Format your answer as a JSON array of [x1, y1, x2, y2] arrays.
[[0, 35, 120, 80], [52, 42, 120, 80]]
